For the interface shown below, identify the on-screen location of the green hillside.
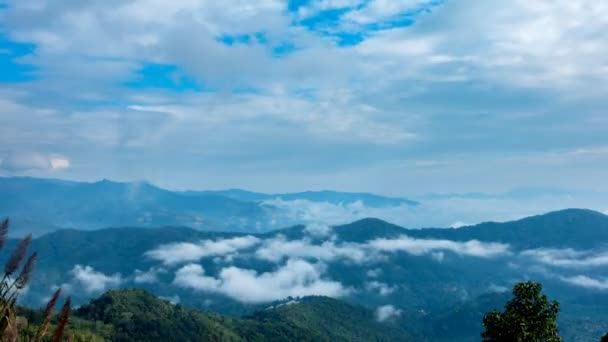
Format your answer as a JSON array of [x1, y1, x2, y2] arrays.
[[20, 289, 417, 342]]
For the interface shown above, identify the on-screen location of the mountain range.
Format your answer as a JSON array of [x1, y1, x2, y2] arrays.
[[5, 208, 608, 340], [0, 177, 417, 236]]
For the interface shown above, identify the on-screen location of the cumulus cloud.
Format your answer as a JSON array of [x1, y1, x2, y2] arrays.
[[0, 0, 606, 195], [145, 236, 260, 265], [68, 265, 122, 294], [0, 152, 70, 172], [375, 304, 402, 322], [134, 267, 166, 284], [304, 223, 333, 237], [255, 235, 368, 263], [173, 259, 349, 303], [368, 235, 510, 258], [560, 275, 608, 290], [522, 248, 608, 268]]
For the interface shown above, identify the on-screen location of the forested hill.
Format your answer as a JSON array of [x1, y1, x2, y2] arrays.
[[19, 289, 419, 342]]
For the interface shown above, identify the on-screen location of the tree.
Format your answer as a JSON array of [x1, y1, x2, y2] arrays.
[[482, 281, 561, 341]]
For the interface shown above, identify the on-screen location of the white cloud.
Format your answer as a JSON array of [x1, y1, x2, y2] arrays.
[[145, 236, 261, 265], [368, 235, 510, 258], [255, 235, 368, 263], [173, 259, 349, 303], [134, 267, 167, 284], [262, 198, 422, 227], [304, 223, 333, 237], [49, 157, 70, 170], [263, 195, 608, 231], [560, 275, 608, 290], [255, 232, 507, 266], [375, 304, 402, 322], [0, 152, 70, 172], [68, 265, 122, 294], [522, 248, 608, 268], [1, 1, 607, 196]]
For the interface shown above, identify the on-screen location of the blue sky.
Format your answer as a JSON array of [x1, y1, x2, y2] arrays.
[[0, 0, 607, 198]]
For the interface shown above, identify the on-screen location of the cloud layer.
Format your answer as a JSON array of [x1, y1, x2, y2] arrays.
[[522, 248, 608, 268], [65, 265, 123, 294], [173, 259, 349, 303], [368, 236, 510, 258], [145, 236, 261, 265], [0, 1, 606, 196]]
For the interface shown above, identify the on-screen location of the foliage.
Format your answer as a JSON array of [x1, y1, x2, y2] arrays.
[[60, 289, 416, 341], [482, 281, 561, 342]]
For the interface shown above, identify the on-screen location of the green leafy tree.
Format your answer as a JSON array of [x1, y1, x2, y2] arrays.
[[482, 281, 561, 342]]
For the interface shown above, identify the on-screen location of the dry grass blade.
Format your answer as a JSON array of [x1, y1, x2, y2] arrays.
[[4, 234, 32, 277], [0, 219, 8, 250], [33, 288, 61, 342], [15, 252, 37, 289], [50, 296, 71, 342], [0, 307, 18, 342], [2, 319, 18, 342]]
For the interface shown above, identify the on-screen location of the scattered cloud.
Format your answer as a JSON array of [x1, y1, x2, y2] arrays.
[[368, 235, 510, 258], [263, 192, 608, 231], [522, 248, 608, 268], [560, 275, 608, 290], [145, 236, 261, 265], [255, 235, 368, 263], [67, 265, 122, 294], [134, 267, 167, 284], [0, 1, 606, 195], [263, 198, 422, 227], [254, 232, 509, 265], [173, 259, 349, 303], [304, 223, 333, 237], [375, 304, 402, 322], [0, 152, 70, 172]]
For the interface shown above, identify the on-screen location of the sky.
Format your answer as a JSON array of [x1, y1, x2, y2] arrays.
[[0, 0, 607, 197]]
